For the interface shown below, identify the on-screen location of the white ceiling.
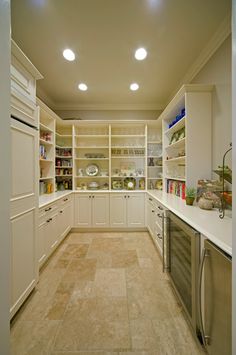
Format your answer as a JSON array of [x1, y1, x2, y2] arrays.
[[11, 0, 231, 110]]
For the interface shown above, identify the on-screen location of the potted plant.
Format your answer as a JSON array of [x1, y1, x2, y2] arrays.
[[186, 187, 196, 206]]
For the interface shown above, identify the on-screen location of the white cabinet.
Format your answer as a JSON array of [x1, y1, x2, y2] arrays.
[[110, 194, 127, 227], [74, 193, 109, 228], [38, 194, 73, 268], [10, 118, 38, 318], [110, 193, 145, 228]]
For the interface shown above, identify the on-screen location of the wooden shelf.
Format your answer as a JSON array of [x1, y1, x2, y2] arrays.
[[40, 123, 54, 133], [75, 135, 108, 138], [111, 135, 145, 138], [40, 139, 53, 146], [147, 141, 162, 144], [56, 145, 72, 149], [74, 158, 109, 160], [111, 176, 146, 178], [147, 177, 162, 180], [165, 137, 186, 150], [165, 156, 186, 163], [55, 166, 73, 168], [56, 132, 72, 137], [75, 176, 109, 179], [148, 166, 162, 168], [164, 116, 185, 136], [111, 146, 145, 149], [39, 176, 54, 180], [55, 175, 73, 177], [165, 176, 186, 182], [148, 155, 162, 158], [74, 146, 109, 149], [56, 155, 72, 158], [111, 156, 145, 159]]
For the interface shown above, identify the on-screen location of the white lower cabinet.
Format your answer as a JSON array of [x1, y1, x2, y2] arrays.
[[110, 193, 145, 228], [38, 195, 73, 268], [74, 193, 109, 228]]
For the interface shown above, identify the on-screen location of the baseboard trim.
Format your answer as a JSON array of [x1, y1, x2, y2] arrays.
[[71, 227, 148, 233]]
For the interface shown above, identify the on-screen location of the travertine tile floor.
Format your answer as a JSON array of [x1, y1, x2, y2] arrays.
[[11, 232, 205, 355]]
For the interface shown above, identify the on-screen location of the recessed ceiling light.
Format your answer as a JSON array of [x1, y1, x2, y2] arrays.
[[130, 83, 139, 91], [63, 49, 75, 61], [135, 48, 147, 60], [78, 83, 88, 91]]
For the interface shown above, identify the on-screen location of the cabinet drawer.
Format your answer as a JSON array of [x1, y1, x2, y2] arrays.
[[59, 194, 72, 206], [39, 202, 59, 223]]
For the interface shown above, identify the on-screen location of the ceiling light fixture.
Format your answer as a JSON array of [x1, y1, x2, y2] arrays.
[[78, 83, 88, 91], [130, 83, 139, 91], [63, 49, 75, 61], [135, 48, 147, 60]]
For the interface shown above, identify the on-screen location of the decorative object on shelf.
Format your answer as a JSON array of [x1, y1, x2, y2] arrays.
[[169, 128, 185, 145], [185, 187, 196, 206], [124, 177, 136, 190], [217, 143, 232, 219], [120, 162, 136, 175], [168, 108, 185, 129], [198, 195, 214, 210], [139, 178, 145, 190], [155, 180, 163, 190], [148, 157, 154, 166], [86, 164, 99, 176], [84, 153, 105, 159], [88, 181, 99, 190], [112, 180, 123, 190], [167, 179, 186, 199], [101, 183, 109, 190]]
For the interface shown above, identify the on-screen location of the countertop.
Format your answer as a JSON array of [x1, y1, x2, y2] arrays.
[[39, 191, 72, 209], [147, 190, 232, 256]]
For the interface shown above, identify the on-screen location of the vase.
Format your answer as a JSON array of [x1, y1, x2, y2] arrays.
[[186, 197, 195, 206]]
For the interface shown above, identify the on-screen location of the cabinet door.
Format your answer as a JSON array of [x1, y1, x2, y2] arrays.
[[38, 221, 47, 268], [11, 209, 36, 314], [127, 194, 145, 227], [74, 194, 92, 227], [47, 213, 59, 253], [110, 194, 127, 228], [147, 199, 155, 236], [58, 201, 72, 240], [92, 194, 109, 227]]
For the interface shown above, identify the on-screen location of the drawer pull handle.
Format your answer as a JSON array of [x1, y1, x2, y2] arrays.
[[149, 198, 152, 201], [47, 218, 52, 223], [157, 213, 162, 218], [158, 206, 163, 211], [45, 207, 52, 212], [63, 198, 68, 202], [157, 233, 162, 239]]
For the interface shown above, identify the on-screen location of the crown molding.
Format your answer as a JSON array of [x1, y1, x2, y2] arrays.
[[166, 13, 231, 106], [53, 102, 164, 111]]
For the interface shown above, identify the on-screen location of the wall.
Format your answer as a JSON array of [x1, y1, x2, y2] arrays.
[[0, 0, 11, 353], [55, 109, 162, 121], [191, 35, 232, 170]]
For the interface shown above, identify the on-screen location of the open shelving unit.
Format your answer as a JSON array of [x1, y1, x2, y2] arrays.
[[161, 84, 214, 198], [147, 122, 163, 190], [55, 125, 73, 191], [37, 98, 55, 195], [73, 123, 110, 191]]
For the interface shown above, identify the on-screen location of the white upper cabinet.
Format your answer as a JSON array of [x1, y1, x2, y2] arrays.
[[11, 40, 42, 127]]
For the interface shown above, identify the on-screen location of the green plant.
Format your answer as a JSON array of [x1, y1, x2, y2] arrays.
[[186, 187, 196, 198]]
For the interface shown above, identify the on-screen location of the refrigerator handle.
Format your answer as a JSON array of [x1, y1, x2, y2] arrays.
[[162, 214, 169, 273], [198, 247, 210, 347]]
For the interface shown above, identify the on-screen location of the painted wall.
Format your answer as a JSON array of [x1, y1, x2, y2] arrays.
[[0, 0, 11, 353], [191, 35, 232, 170], [55, 109, 162, 121]]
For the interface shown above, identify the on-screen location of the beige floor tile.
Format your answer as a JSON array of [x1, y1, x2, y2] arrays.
[[52, 352, 118, 355], [89, 237, 125, 254], [95, 268, 126, 297], [11, 320, 60, 355], [86, 252, 113, 268], [112, 250, 139, 268], [130, 319, 159, 350], [54, 319, 131, 351], [138, 257, 155, 268], [46, 281, 75, 320], [62, 258, 97, 282], [65, 232, 95, 244], [70, 281, 96, 300], [60, 244, 90, 259], [53, 258, 71, 269]]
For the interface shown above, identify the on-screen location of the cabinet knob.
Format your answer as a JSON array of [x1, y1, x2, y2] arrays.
[[128, 195, 130, 198], [89, 195, 91, 198], [157, 213, 163, 218], [149, 198, 152, 201], [124, 195, 127, 198], [92, 195, 95, 198], [60, 210, 63, 214], [152, 210, 155, 213]]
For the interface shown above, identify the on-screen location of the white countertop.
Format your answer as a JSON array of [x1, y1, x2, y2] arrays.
[[147, 190, 232, 256], [39, 191, 72, 209]]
